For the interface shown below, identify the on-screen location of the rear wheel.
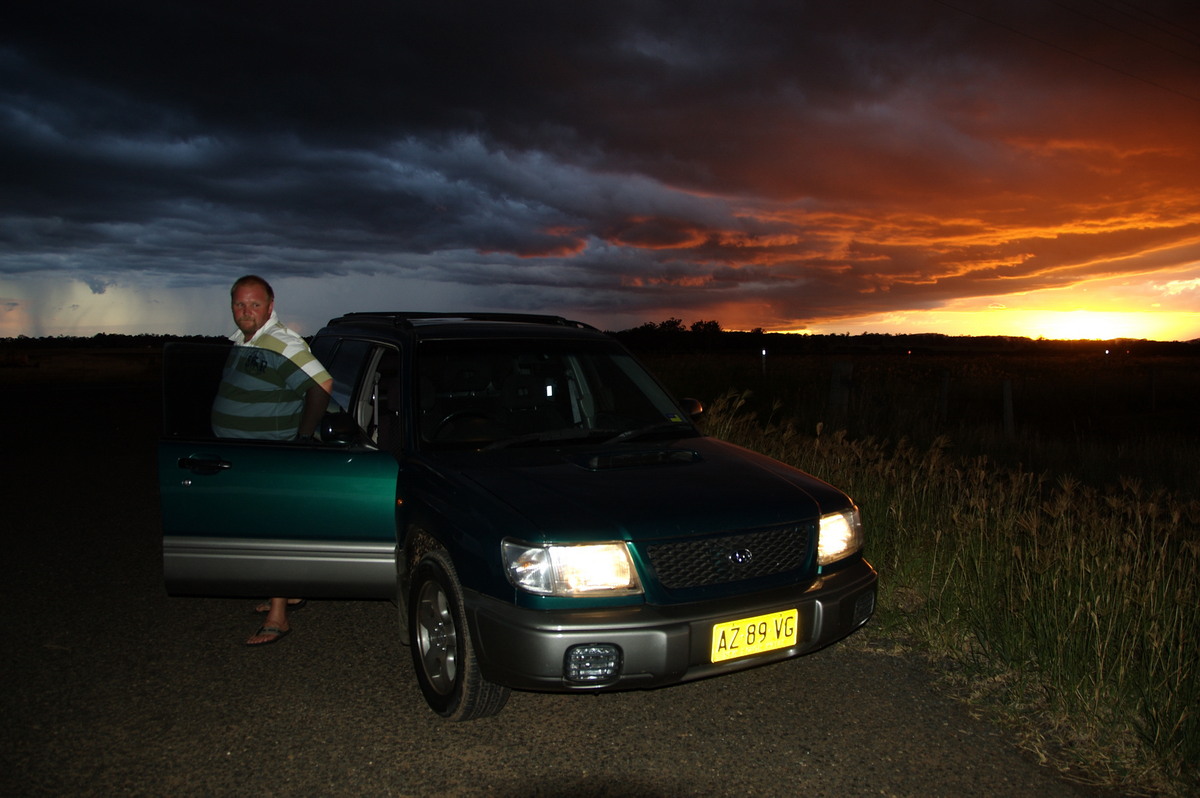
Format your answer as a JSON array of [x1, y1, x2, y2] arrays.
[[408, 550, 510, 721]]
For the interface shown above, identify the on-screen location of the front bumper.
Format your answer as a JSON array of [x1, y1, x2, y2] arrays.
[[466, 556, 877, 691]]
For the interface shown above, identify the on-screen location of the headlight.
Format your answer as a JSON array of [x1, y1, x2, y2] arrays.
[[502, 540, 643, 597], [818, 507, 864, 566]]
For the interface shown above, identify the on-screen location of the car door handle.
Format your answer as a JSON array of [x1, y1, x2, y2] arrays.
[[178, 456, 233, 475]]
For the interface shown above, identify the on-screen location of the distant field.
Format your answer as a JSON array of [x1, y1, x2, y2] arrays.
[[5, 343, 1196, 495], [638, 349, 1200, 498], [1, 348, 163, 385]]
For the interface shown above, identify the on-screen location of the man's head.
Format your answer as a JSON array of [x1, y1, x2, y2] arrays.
[[230, 275, 275, 341]]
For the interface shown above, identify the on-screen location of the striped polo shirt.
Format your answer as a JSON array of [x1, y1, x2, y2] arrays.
[[211, 312, 332, 440]]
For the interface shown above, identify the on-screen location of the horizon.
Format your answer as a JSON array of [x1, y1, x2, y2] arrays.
[[4, 320, 1198, 347]]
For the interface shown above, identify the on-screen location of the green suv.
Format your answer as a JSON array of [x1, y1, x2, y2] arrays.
[[159, 312, 876, 720]]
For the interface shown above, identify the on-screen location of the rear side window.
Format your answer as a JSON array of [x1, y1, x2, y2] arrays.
[[313, 337, 373, 413], [312, 336, 404, 449]]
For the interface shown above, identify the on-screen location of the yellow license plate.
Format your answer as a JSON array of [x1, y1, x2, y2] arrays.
[[711, 609, 799, 663]]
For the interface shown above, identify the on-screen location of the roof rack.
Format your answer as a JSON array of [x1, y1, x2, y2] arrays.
[[327, 311, 597, 331]]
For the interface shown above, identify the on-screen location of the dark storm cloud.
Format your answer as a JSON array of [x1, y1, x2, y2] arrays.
[[2, 0, 1199, 334]]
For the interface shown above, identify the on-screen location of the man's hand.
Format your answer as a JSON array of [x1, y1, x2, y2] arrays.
[[298, 378, 333, 438]]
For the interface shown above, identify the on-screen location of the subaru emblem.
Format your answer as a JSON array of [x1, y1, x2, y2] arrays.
[[728, 548, 753, 565]]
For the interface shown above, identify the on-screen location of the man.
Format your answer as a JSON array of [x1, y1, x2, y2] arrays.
[[212, 275, 333, 646]]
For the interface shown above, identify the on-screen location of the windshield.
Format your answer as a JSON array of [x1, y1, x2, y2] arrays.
[[416, 338, 694, 450]]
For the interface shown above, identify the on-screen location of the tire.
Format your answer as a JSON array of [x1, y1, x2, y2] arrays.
[[408, 550, 510, 721]]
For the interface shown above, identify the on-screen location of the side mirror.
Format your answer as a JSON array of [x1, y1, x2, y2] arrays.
[[679, 397, 704, 421], [320, 412, 359, 445]]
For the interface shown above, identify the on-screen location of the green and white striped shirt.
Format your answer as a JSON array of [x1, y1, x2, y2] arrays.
[[211, 313, 332, 440]]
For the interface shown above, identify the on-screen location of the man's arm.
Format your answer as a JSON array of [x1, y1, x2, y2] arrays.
[[297, 378, 333, 438]]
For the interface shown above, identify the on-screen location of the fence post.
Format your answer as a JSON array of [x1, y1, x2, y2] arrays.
[[829, 361, 853, 429], [936, 370, 950, 423], [1002, 379, 1015, 439]]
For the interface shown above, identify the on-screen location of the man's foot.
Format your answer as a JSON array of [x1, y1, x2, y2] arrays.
[[245, 625, 291, 646], [253, 599, 306, 614]]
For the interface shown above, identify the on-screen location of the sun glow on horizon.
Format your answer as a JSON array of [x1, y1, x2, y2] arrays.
[[1019, 310, 1147, 341], [778, 308, 1200, 342]]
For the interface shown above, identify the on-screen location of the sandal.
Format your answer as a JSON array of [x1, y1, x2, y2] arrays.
[[245, 625, 291, 646]]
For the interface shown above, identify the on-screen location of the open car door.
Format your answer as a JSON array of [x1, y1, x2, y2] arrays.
[[158, 342, 400, 599]]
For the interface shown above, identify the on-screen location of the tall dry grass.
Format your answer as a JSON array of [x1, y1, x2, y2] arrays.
[[702, 389, 1199, 795]]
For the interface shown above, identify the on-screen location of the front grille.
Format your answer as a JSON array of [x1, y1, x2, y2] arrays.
[[643, 524, 812, 590]]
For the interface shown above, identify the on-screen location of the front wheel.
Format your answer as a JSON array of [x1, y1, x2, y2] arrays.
[[408, 550, 510, 721]]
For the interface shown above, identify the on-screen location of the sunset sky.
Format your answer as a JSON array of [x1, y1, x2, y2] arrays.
[[3, 1, 1199, 340]]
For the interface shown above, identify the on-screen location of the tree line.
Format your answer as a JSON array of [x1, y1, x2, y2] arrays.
[[610, 318, 1199, 357], [3, 323, 1197, 357]]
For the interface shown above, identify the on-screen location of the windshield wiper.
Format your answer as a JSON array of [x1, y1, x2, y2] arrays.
[[603, 420, 693, 445], [483, 428, 613, 451]]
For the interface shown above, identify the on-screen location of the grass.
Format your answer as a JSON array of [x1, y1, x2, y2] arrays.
[[688, 368, 1199, 796]]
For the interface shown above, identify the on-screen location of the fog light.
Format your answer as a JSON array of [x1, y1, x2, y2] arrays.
[[564, 644, 622, 684]]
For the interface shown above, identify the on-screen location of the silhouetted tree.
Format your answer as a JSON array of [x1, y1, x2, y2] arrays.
[[690, 320, 722, 334]]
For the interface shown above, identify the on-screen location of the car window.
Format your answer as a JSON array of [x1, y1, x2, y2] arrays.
[[416, 338, 689, 448], [162, 342, 233, 439], [162, 341, 342, 441], [316, 337, 374, 413], [352, 345, 403, 450]]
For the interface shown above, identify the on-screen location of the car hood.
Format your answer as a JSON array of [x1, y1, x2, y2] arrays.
[[442, 436, 848, 542]]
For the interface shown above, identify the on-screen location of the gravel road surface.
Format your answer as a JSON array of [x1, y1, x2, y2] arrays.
[[1, 381, 1115, 797]]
